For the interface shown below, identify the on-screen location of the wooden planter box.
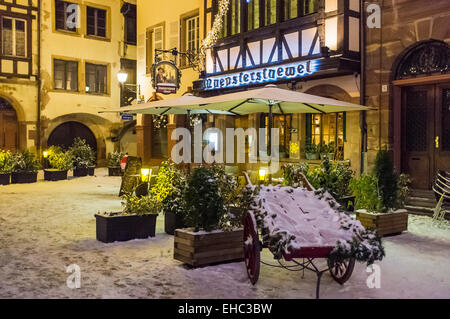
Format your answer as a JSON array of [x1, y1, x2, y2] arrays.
[[164, 210, 186, 235], [174, 228, 244, 267], [356, 211, 408, 236], [11, 172, 38, 184], [0, 173, 10, 185], [44, 169, 68, 181], [73, 167, 89, 177], [108, 167, 122, 176], [95, 213, 158, 243]]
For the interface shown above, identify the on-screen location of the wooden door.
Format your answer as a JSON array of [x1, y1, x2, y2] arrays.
[[0, 109, 18, 152], [402, 84, 450, 189], [435, 84, 450, 174]]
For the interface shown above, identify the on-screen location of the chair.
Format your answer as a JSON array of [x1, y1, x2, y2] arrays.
[[432, 170, 450, 221]]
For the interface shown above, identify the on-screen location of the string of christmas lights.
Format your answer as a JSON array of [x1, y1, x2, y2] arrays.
[[199, 0, 230, 69]]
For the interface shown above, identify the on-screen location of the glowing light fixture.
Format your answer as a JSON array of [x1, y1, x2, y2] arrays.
[[259, 169, 267, 181], [43, 151, 48, 158], [140, 168, 152, 183], [117, 70, 128, 84]]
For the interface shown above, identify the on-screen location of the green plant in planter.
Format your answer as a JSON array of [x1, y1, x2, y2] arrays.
[[121, 194, 159, 216], [11, 150, 41, 173], [68, 138, 96, 169], [107, 151, 124, 167], [349, 173, 382, 212], [0, 150, 13, 174], [182, 166, 226, 232], [374, 150, 398, 211], [152, 161, 186, 215], [305, 144, 317, 154], [396, 173, 411, 209], [307, 157, 354, 200], [47, 146, 73, 171]]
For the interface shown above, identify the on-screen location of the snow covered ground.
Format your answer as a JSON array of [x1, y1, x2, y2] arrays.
[[0, 168, 449, 299]]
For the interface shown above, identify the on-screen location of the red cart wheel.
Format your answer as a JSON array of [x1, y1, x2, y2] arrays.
[[243, 212, 260, 285], [328, 258, 355, 284]]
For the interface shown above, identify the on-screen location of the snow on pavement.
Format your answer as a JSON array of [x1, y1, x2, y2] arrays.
[[0, 168, 449, 299]]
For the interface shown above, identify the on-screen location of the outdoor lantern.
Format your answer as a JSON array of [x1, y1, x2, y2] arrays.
[[43, 151, 48, 158], [259, 169, 267, 181], [117, 70, 128, 84], [140, 168, 152, 183]]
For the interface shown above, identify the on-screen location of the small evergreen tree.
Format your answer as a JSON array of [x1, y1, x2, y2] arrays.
[[374, 150, 398, 211], [182, 167, 226, 232]]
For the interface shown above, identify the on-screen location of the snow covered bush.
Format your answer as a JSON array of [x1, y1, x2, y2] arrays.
[[107, 151, 124, 168], [0, 150, 13, 174], [11, 150, 41, 173], [350, 173, 382, 212], [247, 184, 385, 265], [182, 166, 226, 232], [47, 146, 73, 171], [152, 161, 186, 216], [68, 138, 96, 169]]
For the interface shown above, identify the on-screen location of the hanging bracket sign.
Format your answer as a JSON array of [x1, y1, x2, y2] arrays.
[[151, 60, 181, 95]]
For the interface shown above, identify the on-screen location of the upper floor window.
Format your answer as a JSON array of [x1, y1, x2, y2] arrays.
[[122, 3, 136, 45], [55, 0, 77, 32], [1, 17, 26, 57], [85, 63, 107, 94], [186, 16, 199, 53], [264, 0, 277, 25], [221, 0, 240, 38], [86, 6, 106, 38], [54, 59, 78, 91], [283, 0, 298, 19], [247, 0, 260, 31], [146, 25, 164, 74]]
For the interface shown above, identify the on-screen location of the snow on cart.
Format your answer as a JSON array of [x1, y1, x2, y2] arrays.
[[242, 173, 385, 298]]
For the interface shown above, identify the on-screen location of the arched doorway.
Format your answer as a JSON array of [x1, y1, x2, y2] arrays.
[[48, 121, 97, 154], [0, 98, 18, 152], [392, 40, 450, 189]]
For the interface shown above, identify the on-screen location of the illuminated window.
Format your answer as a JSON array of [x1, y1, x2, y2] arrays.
[[261, 114, 292, 159], [248, 0, 260, 31], [284, 0, 298, 20], [264, 0, 277, 25], [54, 59, 78, 91], [85, 63, 107, 94], [302, 0, 319, 16], [307, 113, 345, 158]]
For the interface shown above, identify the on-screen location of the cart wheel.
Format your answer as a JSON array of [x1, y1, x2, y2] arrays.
[[244, 212, 260, 285], [328, 258, 355, 284]]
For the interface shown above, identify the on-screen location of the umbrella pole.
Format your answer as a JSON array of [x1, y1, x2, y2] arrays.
[[268, 104, 272, 183], [186, 109, 191, 175]]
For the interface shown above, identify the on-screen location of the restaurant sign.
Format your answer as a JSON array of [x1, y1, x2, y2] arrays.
[[203, 59, 319, 91]]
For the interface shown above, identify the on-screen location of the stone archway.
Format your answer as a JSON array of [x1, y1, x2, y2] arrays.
[[48, 122, 97, 153], [44, 113, 112, 165], [303, 84, 361, 174], [391, 40, 450, 189]]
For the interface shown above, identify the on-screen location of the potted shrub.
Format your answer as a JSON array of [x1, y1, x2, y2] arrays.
[[44, 146, 73, 181], [152, 161, 186, 235], [352, 150, 410, 236], [107, 151, 124, 176], [68, 138, 96, 177], [95, 193, 159, 243], [319, 142, 336, 160], [305, 144, 318, 160], [0, 150, 13, 185], [11, 150, 41, 184], [173, 166, 244, 267]]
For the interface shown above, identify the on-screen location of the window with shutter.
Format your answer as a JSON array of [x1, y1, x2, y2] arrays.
[[54, 59, 78, 91], [86, 6, 107, 38], [55, 0, 77, 32], [85, 63, 107, 94], [1, 17, 26, 57]]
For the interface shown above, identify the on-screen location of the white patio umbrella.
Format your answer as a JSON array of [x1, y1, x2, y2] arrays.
[[100, 93, 233, 116], [198, 85, 375, 115], [197, 84, 376, 158]]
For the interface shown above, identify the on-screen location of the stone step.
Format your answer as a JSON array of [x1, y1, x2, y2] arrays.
[[410, 189, 435, 199], [406, 196, 437, 208]]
